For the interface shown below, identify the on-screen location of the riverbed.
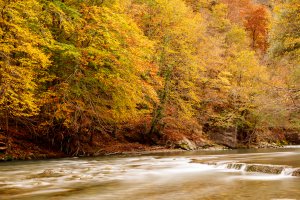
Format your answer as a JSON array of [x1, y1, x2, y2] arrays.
[[0, 147, 300, 200]]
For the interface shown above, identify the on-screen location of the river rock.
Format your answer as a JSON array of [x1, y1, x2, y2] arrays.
[[189, 159, 218, 165], [245, 164, 284, 174], [257, 142, 281, 149], [227, 163, 245, 170], [30, 169, 63, 178], [292, 168, 300, 176]]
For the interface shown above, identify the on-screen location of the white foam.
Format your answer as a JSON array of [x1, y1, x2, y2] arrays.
[[284, 145, 300, 148], [280, 168, 295, 176], [233, 174, 294, 180], [240, 164, 247, 171]]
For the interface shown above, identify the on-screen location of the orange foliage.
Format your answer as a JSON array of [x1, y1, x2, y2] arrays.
[[242, 5, 270, 52], [221, 0, 270, 52], [221, 0, 252, 24]]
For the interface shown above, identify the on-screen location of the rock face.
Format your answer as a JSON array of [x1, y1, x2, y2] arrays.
[[284, 132, 300, 144], [205, 125, 237, 148]]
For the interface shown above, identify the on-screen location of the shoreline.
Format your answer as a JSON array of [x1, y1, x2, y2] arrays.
[[2, 143, 297, 162], [0, 145, 231, 162], [0, 127, 296, 162]]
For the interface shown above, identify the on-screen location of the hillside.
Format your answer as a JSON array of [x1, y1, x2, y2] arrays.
[[0, 0, 299, 160]]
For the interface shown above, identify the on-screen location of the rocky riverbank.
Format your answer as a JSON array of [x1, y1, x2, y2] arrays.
[[0, 126, 299, 161], [0, 134, 227, 161]]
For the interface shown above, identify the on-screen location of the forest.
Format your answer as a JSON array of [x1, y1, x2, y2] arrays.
[[0, 0, 299, 158]]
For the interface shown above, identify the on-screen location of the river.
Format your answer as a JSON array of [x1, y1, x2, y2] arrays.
[[1, 147, 300, 200]]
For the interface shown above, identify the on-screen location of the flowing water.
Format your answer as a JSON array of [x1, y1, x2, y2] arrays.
[[1, 147, 300, 200]]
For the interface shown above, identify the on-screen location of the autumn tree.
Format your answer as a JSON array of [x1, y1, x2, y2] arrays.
[[128, 0, 205, 141], [34, 1, 159, 153], [184, 1, 271, 145], [268, 0, 300, 130], [269, 0, 300, 62], [221, 0, 251, 24], [220, 0, 270, 52], [0, 0, 51, 130], [0, 0, 296, 153], [242, 4, 270, 52]]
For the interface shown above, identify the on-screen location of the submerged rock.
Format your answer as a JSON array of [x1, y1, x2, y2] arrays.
[[29, 169, 63, 178], [189, 159, 218, 165]]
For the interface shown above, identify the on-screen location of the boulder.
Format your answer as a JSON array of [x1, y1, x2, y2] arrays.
[[174, 137, 197, 150]]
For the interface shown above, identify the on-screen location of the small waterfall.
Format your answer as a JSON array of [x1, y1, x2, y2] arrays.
[[226, 163, 247, 170], [280, 168, 294, 176], [240, 164, 247, 171], [192, 159, 300, 177]]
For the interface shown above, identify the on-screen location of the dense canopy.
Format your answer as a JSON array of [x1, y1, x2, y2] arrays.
[[0, 0, 299, 155]]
